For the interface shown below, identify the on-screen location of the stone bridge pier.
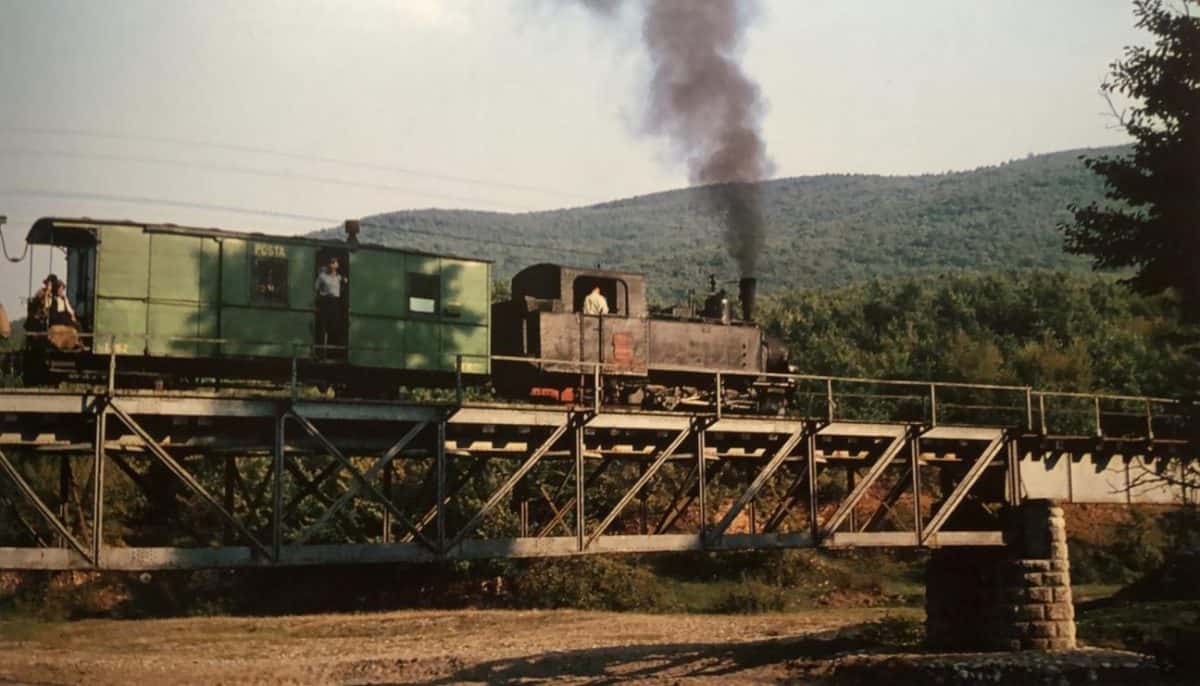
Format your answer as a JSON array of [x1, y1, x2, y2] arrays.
[[925, 499, 1077, 651]]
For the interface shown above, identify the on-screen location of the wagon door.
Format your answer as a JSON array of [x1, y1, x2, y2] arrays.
[[93, 225, 149, 355], [347, 249, 406, 369]]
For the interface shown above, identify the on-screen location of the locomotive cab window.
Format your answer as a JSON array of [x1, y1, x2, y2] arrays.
[[251, 244, 289, 306], [572, 276, 625, 316], [408, 272, 440, 315]]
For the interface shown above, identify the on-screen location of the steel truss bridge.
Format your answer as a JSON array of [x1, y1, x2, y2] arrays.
[[0, 366, 1195, 571]]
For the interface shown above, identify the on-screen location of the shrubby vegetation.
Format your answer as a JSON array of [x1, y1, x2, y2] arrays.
[[511, 556, 673, 612], [761, 270, 1197, 398]]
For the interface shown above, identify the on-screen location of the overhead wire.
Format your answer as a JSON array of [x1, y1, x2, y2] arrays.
[[0, 147, 540, 212], [0, 127, 613, 261], [0, 188, 608, 259], [2, 126, 595, 202]]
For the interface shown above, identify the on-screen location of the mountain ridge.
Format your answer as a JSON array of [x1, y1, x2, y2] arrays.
[[312, 145, 1125, 301]]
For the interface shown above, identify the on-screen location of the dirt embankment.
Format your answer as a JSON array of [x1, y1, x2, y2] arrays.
[[0, 608, 1175, 685]]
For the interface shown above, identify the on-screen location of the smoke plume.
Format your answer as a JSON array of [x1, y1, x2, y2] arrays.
[[584, 0, 774, 276]]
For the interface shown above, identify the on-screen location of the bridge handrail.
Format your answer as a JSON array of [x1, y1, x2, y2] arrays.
[[10, 332, 1190, 436]]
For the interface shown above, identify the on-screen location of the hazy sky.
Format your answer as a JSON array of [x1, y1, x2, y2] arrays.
[[0, 0, 1143, 311]]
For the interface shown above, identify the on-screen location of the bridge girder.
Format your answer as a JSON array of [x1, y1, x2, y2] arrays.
[[0, 389, 1194, 571]]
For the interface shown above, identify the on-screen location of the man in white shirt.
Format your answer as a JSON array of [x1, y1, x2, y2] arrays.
[[314, 257, 348, 357], [583, 286, 609, 315]]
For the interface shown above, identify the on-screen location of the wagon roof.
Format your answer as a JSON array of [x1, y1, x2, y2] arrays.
[[25, 217, 493, 264]]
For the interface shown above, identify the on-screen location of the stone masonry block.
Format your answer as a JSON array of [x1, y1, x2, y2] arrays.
[[1045, 604, 1074, 621], [1021, 572, 1045, 585], [1028, 622, 1059, 639], [1024, 587, 1055, 603], [1012, 559, 1052, 572], [1052, 587, 1072, 603], [1050, 542, 1070, 560], [1015, 604, 1045, 621], [1050, 559, 1070, 572], [1042, 572, 1069, 586], [1046, 637, 1076, 651]]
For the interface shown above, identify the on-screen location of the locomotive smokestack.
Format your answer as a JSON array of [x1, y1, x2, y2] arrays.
[[739, 277, 756, 322]]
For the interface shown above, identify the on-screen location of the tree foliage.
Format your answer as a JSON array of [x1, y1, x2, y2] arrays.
[[761, 270, 1192, 398], [1062, 0, 1200, 317]]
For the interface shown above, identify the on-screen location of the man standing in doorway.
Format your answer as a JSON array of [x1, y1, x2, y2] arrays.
[[315, 256, 348, 358]]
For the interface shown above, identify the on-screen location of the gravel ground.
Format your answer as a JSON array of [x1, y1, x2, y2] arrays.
[[0, 608, 1172, 685]]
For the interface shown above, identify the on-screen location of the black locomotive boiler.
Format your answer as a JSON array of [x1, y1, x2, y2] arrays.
[[491, 263, 791, 410]]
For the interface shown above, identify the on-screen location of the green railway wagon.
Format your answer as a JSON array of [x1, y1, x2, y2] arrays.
[[22, 218, 491, 389]]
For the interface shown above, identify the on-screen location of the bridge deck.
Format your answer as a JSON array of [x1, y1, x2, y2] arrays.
[[0, 386, 1193, 570]]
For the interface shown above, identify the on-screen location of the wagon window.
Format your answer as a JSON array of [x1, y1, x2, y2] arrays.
[[251, 246, 289, 306], [408, 272, 440, 314]]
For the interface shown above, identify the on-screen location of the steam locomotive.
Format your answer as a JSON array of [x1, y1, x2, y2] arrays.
[[492, 263, 791, 410], [13, 217, 789, 410]]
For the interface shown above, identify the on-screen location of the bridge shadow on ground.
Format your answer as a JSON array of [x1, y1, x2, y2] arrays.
[[367, 621, 906, 685]]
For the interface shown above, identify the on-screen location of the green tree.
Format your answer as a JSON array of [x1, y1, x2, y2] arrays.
[[1061, 0, 1200, 317]]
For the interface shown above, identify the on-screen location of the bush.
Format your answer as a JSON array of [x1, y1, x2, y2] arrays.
[[1069, 539, 1141, 585], [854, 614, 925, 650], [712, 579, 789, 613], [510, 556, 673, 612]]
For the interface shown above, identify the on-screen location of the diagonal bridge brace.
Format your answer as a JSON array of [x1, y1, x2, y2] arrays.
[[921, 430, 1006, 544], [859, 463, 915, 533], [538, 484, 575, 537], [0, 448, 92, 564], [106, 401, 273, 560], [446, 417, 576, 551], [285, 411, 436, 551], [291, 417, 432, 546], [707, 424, 810, 541], [761, 461, 822, 534], [401, 457, 491, 544], [819, 428, 911, 540], [536, 457, 614, 539], [585, 420, 706, 548]]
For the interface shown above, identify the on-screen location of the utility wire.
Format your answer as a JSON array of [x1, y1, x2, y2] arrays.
[[0, 147, 538, 212], [0, 188, 607, 259], [2, 126, 594, 202]]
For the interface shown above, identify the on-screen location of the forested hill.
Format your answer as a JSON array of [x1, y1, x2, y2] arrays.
[[312, 146, 1122, 301]]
